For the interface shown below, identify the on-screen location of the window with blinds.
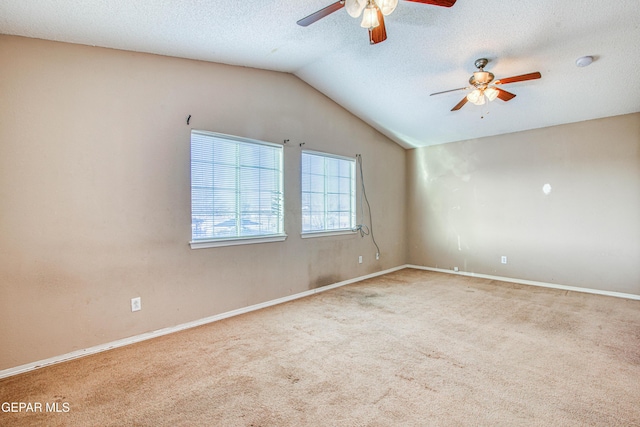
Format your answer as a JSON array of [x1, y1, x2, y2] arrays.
[[301, 151, 356, 234], [190, 130, 285, 248]]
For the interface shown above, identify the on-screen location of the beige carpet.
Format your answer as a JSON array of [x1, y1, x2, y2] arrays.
[[1, 269, 639, 426]]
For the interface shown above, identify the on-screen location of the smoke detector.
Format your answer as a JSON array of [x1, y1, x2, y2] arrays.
[[575, 56, 594, 67]]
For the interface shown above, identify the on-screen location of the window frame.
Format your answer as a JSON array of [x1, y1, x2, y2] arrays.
[[189, 130, 286, 249], [300, 150, 357, 238]]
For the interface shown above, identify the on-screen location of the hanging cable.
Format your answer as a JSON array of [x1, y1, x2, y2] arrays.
[[353, 154, 380, 257]]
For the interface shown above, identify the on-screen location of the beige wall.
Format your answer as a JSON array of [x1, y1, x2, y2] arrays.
[[407, 113, 640, 294], [2, 34, 638, 372], [0, 36, 407, 370]]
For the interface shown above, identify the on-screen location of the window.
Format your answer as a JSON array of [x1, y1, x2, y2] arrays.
[[190, 130, 285, 248], [301, 151, 356, 235]]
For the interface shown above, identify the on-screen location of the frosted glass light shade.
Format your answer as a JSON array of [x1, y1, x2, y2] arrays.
[[484, 87, 499, 101], [467, 89, 485, 105], [345, 0, 367, 18], [360, 5, 379, 29], [376, 0, 399, 15]]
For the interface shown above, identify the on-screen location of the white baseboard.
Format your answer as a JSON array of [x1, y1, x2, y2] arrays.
[[3, 264, 636, 380], [0, 265, 406, 380], [407, 264, 640, 301]]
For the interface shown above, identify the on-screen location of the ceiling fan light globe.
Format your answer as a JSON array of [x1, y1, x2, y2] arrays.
[[467, 89, 484, 105], [345, 0, 367, 18], [376, 0, 399, 15], [484, 87, 499, 101], [360, 5, 379, 29]]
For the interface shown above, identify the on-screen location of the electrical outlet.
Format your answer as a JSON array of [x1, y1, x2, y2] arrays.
[[358, 255, 363, 264], [501, 256, 507, 264], [454, 267, 459, 272], [376, 252, 380, 260], [131, 297, 141, 312]]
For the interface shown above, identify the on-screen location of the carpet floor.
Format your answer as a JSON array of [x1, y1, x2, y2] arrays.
[[1, 268, 639, 426]]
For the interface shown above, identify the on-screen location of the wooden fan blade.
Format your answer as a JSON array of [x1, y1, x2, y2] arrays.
[[495, 87, 516, 101], [430, 86, 468, 96], [404, 0, 456, 7], [451, 96, 468, 111], [494, 72, 541, 85], [297, 1, 345, 27], [368, 8, 387, 45]]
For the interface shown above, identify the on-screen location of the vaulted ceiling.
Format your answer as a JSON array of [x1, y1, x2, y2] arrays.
[[1, 0, 639, 148]]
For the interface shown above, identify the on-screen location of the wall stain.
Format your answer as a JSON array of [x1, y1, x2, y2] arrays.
[[309, 275, 340, 290]]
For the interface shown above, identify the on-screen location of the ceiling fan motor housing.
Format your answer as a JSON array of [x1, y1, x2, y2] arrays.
[[470, 58, 494, 88], [470, 71, 494, 88]]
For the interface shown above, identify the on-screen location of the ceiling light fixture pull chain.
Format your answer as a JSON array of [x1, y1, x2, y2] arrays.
[[480, 105, 490, 119]]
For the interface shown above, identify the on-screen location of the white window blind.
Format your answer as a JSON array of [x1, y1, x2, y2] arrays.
[[190, 131, 284, 247], [301, 151, 356, 234]]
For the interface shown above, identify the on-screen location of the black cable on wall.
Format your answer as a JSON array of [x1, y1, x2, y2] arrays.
[[353, 154, 380, 258]]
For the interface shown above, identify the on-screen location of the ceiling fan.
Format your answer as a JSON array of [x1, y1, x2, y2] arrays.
[[431, 58, 542, 111], [297, 0, 457, 45]]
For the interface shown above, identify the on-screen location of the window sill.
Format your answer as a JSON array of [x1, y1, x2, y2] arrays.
[[301, 230, 357, 239], [190, 234, 287, 249]]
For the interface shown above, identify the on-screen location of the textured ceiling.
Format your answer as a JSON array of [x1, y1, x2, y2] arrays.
[[1, 0, 639, 148]]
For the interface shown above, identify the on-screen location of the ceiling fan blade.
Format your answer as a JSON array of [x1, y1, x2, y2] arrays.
[[430, 86, 468, 96], [403, 0, 457, 7], [297, 1, 345, 27], [494, 72, 542, 85], [368, 8, 387, 44], [495, 88, 516, 101], [451, 96, 468, 111]]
